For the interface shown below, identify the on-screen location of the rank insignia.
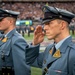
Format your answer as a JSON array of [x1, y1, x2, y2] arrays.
[[53, 49, 61, 58], [2, 37, 8, 42]]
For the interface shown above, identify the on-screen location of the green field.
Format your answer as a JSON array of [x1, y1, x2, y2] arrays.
[[31, 67, 42, 75], [24, 31, 75, 75], [24, 33, 33, 41]]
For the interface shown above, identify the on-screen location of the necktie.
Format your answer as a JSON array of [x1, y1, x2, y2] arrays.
[[1, 34, 5, 40], [52, 45, 56, 55], [2, 34, 5, 38]]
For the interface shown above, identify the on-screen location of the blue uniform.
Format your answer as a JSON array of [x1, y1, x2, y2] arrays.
[[0, 33, 2, 38], [25, 5, 75, 75], [0, 29, 31, 75], [26, 36, 75, 75]]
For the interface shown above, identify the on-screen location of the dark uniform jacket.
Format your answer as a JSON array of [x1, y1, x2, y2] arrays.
[[26, 36, 75, 75], [0, 29, 31, 75]]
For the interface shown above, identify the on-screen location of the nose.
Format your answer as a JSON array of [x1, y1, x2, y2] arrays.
[[43, 25, 47, 30]]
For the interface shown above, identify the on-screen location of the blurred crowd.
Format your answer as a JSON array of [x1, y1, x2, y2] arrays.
[[0, 2, 75, 36], [0, 2, 75, 21]]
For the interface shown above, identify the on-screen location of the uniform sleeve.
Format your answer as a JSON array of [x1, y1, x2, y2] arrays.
[[25, 44, 45, 68], [71, 54, 75, 75], [11, 38, 30, 75], [68, 47, 75, 75], [31, 52, 45, 68], [73, 62, 75, 75]]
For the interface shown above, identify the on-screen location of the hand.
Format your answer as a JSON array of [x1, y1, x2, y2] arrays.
[[32, 25, 45, 45]]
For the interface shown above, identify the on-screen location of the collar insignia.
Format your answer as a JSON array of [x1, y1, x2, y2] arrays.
[[53, 49, 61, 58], [2, 37, 8, 42]]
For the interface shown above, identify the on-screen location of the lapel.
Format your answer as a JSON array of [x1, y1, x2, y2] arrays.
[[47, 50, 61, 65], [47, 45, 61, 64], [47, 36, 72, 65], [0, 40, 5, 46], [0, 35, 7, 46], [0, 29, 16, 46]]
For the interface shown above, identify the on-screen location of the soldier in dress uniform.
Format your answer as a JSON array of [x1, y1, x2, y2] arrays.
[[0, 8, 31, 75], [25, 5, 75, 75]]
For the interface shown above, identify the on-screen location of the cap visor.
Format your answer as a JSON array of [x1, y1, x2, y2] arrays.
[[42, 19, 50, 24]]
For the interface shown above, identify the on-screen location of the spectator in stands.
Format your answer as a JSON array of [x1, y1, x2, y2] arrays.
[[1, 2, 75, 22]]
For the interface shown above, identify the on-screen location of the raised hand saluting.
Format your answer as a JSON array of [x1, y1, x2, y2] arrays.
[[32, 25, 45, 45]]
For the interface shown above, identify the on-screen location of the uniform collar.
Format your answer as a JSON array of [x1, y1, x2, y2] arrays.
[[4, 28, 16, 39], [59, 36, 72, 53], [5, 30, 13, 37], [55, 35, 71, 50]]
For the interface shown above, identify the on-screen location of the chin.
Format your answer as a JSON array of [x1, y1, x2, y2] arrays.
[[46, 35, 52, 39], [47, 37, 52, 40]]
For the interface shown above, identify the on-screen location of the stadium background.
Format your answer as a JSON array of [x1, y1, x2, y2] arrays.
[[0, 0, 75, 20], [0, 0, 75, 32], [0, 0, 75, 75]]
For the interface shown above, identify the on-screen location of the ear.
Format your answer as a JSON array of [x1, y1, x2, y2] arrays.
[[10, 20, 13, 25], [6, 17, 12, 24], [9, 18, 13, 24], [9, 18, 15, 26], [60, 21, 66, 30]]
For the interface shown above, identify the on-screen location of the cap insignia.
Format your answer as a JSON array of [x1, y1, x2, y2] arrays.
[[59, 15, 62, 18]]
